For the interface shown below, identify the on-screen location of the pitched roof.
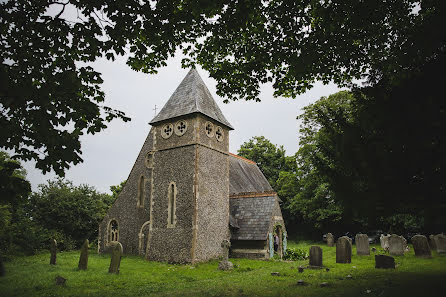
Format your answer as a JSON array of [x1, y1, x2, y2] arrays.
[[149, 68, 233, 129], [229, 153, 273, 196], [230, 195, 277, 240]]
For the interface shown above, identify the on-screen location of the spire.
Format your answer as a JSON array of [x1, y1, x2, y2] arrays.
[[149, 69, 234, 130]]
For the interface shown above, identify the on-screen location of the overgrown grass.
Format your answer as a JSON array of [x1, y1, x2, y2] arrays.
[[1, 241, 445, 297]]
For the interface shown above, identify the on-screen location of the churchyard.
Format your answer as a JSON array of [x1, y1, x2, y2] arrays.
[[1, 239, 446, 297]]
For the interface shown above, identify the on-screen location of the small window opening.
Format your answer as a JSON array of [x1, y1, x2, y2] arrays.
[[109, 220, 119, 242], [137, 175, 145, 207], [167, 182, 176, 227]]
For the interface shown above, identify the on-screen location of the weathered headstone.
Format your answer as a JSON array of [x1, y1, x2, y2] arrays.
[[380, 234, 390, 250], [218, 239, 233, 270], [326, 233, 335, 247], [433, 234, 446, 254], [388, 234, 404, 256], [375, 255, 395, 269], [411, 235, 431, 258], [309, 246, 322, 267], [336, 236, 352, 263], [78, 239, 89, 270], [108, 242, 123, 274], [355, 233, 370, 255], [429, 235, 437, 250], [50, 239, 57, 265], [0, 254, 4, 277]]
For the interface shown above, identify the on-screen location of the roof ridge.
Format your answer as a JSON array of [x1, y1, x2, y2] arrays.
[[229, 153, 257, 164]]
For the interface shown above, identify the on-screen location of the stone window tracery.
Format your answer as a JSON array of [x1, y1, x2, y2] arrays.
[[215, 126, 224, 142], [205, 121, 214, 138], [167, 182, 177, 227], [174, 120, 188, 136], [109, 220, 119, 242], [161, 123, 173, 139]]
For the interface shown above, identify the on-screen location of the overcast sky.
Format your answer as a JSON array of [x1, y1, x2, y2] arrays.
[[23, 54, 340, 193]]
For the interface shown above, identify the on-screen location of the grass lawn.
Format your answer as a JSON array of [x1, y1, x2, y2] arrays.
[[1, 240, 445, 297]]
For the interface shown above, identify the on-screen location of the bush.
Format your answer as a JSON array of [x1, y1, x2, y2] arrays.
[[283, 248, 308, 261]]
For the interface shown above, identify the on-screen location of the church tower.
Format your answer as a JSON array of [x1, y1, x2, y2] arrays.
[[145, 69, 233, 263]]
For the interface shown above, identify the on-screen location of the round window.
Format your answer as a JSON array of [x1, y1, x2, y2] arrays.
[[215, 126, 224, 142], [174, 120, 188, 136], [205, 121, 214, 138], [161, 123, 174, 139]]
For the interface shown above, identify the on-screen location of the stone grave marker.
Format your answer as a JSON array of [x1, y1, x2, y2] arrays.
[[309, 246, 323, 267], [78, 239, 89, 270], [355, 233, 370, 255], [434, 234, 446, 254], [429, 235, 437, 250], [380, 234, 390, 250], [50, 239, 57, 265], [411, 235, 431, 258], [108, 242, 123, 274], [326, 233, 335, 247], [388, 234, 404, 256], [375, 255, 395, 269], [218, 239, 233, 270], [336, 236, 352, 263]]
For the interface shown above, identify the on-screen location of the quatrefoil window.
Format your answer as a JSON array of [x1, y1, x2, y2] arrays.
[[215, 126, 224, 142], [161, 123, 174, 139], [174, 120, 188, 136], [205, 121, 214, 138]]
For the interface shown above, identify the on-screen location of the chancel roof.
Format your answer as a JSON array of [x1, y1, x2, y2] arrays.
[[149, 68, 233, 129]]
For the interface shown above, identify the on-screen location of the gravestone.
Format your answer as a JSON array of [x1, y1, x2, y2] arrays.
[[108, 242, 123, 274], [309, 246, 322, 267], [326, 233, 335, 247], [336, 236, 352, 263], [50, 239, 57, 265], [388, 234, 404, 256], [411, 235, 431, 258], [429, 235, 437, 250], [433, 234, 446, 254], [355, 233, 370, 255], [380, 234, 390, 250], [375, 255, 395, 269], [78, 239, 89, 270], [218, 239, 233, 270], [0, 254, 4, 277]]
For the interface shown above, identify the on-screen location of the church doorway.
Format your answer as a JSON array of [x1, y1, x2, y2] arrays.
[[273, 224, 283, 258]]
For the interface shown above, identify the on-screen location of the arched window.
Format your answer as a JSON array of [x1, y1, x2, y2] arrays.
[[167, 182, 176, 227], [137, 175, 145, 207], [109, 220, 119, 242]]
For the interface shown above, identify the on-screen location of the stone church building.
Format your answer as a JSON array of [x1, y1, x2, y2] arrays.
[[98, 69, 286, 263]]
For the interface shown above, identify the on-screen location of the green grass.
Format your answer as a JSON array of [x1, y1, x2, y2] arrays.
[[1, 241, 445, 297]]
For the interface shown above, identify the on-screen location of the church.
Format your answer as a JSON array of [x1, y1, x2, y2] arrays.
[[98, 69, 287, 263]]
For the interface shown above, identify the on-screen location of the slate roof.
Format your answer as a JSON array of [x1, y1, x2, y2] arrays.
[[230, 196, 277, 240], [149, 68, 233, 129], [229, 154, 273, 196]]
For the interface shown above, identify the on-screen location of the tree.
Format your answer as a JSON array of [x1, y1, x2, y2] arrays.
[[27, 179, 115, 249], [110, 180, 126, 200], [238, 136, 293, 190], [2, 1, 444, 176]]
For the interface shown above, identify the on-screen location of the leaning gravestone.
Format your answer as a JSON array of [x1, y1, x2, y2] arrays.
[[108, 242, 123, 274], [411, 235, 431, 258], [380, 234, 390, 250], [218, 239, 233, 270], [50, 239, 57, 265], [388, 234, 404, 256], [433, 234, 446, 254], [326, 233, 335, 247], [355, 234, 370, 255], [309, 246, 323, 267], [375, 255, 395, 269], [429, 235, 437, 250], [336, 236, 352, 263], [78, 239, 89, 270]]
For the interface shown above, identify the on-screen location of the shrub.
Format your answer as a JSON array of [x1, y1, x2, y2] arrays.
[[283, 248, 308, 261]]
